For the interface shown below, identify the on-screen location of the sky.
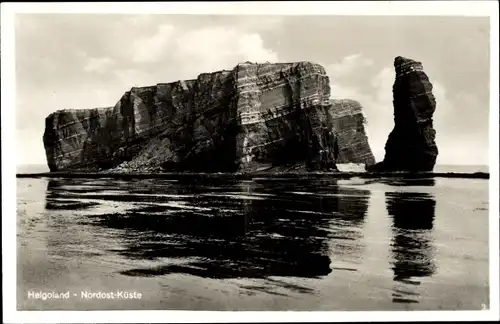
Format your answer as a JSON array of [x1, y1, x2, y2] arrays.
[[14, 14, 491, 167]]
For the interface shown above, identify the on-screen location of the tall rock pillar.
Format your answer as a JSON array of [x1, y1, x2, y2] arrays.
[[370, 56, 438, 172]]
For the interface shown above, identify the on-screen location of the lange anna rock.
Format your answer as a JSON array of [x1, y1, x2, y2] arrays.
[[368, 56, 438, 172]]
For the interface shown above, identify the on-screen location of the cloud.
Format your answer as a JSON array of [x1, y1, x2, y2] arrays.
[[112, 68, 160, 87], [325, 53, 377, 100], [84, 57, 116, 73], [363, 66, 396, 161], [371, 67, 393, 104], [431, 81, 490, 165], [130, 24, 176, 63], [110, 26, 280, 83], [328, 53, 374, 78], [172, 27, 279, 79], [118, 16, 282, 66]]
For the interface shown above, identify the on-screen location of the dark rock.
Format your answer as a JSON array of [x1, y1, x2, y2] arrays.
[[368, 56, 438, 172], [330, 99, 375, 166], [43, 62, 375, 173]]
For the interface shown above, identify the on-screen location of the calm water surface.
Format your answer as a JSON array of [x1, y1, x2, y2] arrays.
[[17, 176, 489, 310]]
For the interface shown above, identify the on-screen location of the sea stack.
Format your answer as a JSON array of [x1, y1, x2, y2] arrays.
[[369, 56, 438, 172], [43, 62, 375, 173]]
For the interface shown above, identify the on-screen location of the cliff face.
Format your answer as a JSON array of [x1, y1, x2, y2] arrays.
[[329, 99, 375, 165], [43, 62, 375, 173], [369, 56, 438, 172]]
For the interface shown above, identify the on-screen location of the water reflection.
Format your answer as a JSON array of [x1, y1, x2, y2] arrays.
[[381, 178, 436, 187], [43, 178, 370, 286], [386, 190, 437, 304]]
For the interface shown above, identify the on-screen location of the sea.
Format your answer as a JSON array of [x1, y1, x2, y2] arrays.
[[15, 164, 490, 311]]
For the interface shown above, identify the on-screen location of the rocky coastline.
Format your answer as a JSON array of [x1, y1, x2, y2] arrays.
[[16, 170, 489, 180], [43, 61, 375, 173], [43, 57, 439, 174]]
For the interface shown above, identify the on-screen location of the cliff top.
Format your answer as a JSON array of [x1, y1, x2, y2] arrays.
[[148, 61, 325, 87], [394, 55, 424, 70], [394, 56, 426, 78], [394, 56, 420, 66], [47, 61, 329, 115], [46, 106, 114, 119]]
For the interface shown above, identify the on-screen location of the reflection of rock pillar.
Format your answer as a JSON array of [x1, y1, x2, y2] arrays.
[[242, 136, 251, 163], [386, 191, 436, 303], [238, 180, 255, 235]]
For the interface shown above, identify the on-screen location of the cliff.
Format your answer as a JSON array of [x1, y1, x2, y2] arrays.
[[43, 62, 375, 173], [368, 56, 438, 172]]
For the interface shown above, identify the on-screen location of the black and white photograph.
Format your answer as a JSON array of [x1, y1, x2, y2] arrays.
[[2, 1, 499, 323]]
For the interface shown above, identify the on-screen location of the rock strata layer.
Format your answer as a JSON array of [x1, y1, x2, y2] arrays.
[[368, 56, 438, 172], [43, 62, 375, 173]]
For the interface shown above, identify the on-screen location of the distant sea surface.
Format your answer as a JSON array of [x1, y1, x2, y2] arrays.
[[16, 173, 489, 310], [16, 164, 490, 174]]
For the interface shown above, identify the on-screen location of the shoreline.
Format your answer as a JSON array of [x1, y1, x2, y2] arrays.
[[15, 171, 490, 180]]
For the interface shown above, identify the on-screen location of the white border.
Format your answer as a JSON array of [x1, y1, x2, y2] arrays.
[[2, 1, 499, 323], [2, 1, 498, 16], [488, 1, 500, 320]]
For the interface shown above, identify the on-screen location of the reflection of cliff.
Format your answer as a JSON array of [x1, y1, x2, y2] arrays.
[[43, 178, 114, 259], [386, 191, 436, 304], [43, 178, 370, 282], [320, 181, 370, 270]]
